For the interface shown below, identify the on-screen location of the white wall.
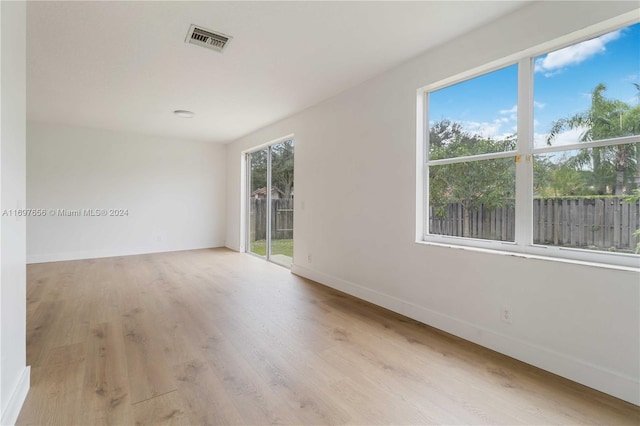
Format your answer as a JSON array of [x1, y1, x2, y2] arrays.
[[226, 2, 640, 405], [27, 122, 226, 263], [0, 1, 30, 425]]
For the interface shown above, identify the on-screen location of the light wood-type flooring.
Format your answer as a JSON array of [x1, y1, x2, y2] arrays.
[[17, 248, 640, 425]]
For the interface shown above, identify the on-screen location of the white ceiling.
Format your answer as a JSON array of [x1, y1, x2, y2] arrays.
[[27, 1, 531, 143]]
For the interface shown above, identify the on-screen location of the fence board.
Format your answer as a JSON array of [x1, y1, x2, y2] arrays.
[[631, 202, 638, 249], [429, 197, 639, 253], [539, 200, 545, 243], [562, 200, 568, 245], [586, 200, 594, 246], [532, 199, 538, 242], [595, 199, 604, 248], [576, 198, 583, 247], [250, 198, 294, 241], [622, 202, 629, 247], [613, 198, 621, 249]]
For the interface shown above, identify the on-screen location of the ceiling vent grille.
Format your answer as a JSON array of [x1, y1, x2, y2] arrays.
[[185, 24, 232, 53]]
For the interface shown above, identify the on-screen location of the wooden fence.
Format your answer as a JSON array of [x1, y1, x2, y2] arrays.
[[429, 197, 640, 252], [250, 198, 293, 241], [430, 203, 516, 242]]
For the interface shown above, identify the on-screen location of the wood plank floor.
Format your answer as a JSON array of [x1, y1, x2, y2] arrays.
[[17, 248, 639, 425]]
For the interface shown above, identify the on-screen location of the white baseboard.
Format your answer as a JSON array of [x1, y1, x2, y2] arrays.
[[1, 366, 30, 426], [225, 243, 241, 252], [291, 264, 640, 406], [26, 242, 225, 264]]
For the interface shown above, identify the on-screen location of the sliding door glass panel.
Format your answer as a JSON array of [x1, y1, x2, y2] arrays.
[[248, 149, 268, 257], [269, 140, 294, 267]]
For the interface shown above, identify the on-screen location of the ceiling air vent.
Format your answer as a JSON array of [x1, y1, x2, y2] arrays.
[[185, 24, 232, 53]]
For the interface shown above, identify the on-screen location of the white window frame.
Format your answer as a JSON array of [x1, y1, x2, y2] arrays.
[[417, 14, 640, 270], [242, 134, 295, 265]]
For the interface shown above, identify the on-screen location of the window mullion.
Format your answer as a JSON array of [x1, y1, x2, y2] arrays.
[[532, 134, 640, 155], [418, 90, 429, 240], [515, 57, 534, 248], [428, 150, 517, 166]]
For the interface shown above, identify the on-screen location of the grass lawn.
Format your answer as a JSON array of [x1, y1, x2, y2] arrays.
[[250, 239, 293, 257]]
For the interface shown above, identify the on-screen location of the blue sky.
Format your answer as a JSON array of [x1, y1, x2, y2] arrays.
[[429, 22, 640, 148]]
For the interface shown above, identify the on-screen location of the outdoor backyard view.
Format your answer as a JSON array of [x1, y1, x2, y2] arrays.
[[428, 22, 640, 255], [248, 140, 294, 266]]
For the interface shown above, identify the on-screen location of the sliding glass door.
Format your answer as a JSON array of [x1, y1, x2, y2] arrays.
[[269, 140, 294, 266], [247, 148, 268, 258], [246, 139, 294, 267]]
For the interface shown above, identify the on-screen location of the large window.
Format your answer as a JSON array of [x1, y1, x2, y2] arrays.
[[420, 21, 640, 268]]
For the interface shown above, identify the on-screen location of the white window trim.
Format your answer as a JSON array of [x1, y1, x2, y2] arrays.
[[416, 13, 640, 270]]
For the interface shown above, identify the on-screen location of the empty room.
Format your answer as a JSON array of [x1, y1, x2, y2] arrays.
[[1, 1, 640, 425]]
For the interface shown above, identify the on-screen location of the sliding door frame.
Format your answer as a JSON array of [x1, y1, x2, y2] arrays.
[[243, 134, 294, 264], [245, 146, 273, 259]]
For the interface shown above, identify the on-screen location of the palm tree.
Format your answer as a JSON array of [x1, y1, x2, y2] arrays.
[[546, 83, 639, 195]]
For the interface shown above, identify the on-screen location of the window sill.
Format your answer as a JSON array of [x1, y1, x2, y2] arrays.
[[415, 240, 640, 273]]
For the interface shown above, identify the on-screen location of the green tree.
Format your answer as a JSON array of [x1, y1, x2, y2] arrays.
[[546, 83, 640, 195], [429, 120, 515, 237], [249, 149, 268, 193], [271, 140, 294, 198], [537, 163, 584, 197], [248, 140, 294, 198]]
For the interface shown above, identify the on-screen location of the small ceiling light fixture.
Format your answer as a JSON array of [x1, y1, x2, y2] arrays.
[[173, 110, 195, 118]]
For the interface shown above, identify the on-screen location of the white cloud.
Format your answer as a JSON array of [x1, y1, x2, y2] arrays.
[[499, 105, 517, 115], [465, 121, 492, 135], [534, 101, 545, 109], [534, 30, 621, 76], [440, 101, 553, 141], [464, 120, 501, 137], [460, 103, 528, 138], [462, 118, 516, 140], [533, 127, 588, 148], [499, 104, 517, 122]]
